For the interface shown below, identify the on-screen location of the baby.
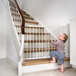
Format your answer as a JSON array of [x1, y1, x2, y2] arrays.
[[50, 33, 68, 72]]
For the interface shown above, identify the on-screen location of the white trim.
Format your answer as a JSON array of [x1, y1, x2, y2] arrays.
[[7, 56, 18, 68], [18, 58, 23, 76], [20, 35, 24, 58], [18, 35, 24, 76], [72, 65, 76, 68]]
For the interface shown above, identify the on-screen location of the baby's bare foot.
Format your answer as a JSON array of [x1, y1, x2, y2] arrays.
[[49, 60, 56, 63], [60, 69, 64, 73]]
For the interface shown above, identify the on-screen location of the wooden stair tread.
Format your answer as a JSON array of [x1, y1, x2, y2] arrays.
[[12, 13, 20, 17], [21, 10, 27, 14], [22, 57, 70, 66], [24, 16, 34, 20], [21, 11, 30, 16], [25, 20, 38, 25], [10, 6, 17, 10], [9, 3, 16, 8], [24, 48, 56, 53], [10, 8, 18, 13], [9, 1, 16, 7], [23, 13, 30, 17]]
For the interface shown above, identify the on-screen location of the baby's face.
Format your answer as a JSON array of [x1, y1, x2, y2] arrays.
[[58, 33, 65, 41]]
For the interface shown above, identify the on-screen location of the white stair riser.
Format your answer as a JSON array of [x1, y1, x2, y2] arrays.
[[22, 61, 71, 73], [14, 21, 22, 25], [16, 28, 21, 32]]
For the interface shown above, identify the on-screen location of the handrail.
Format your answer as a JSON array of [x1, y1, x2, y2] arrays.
[[14, 0, 25, 34]]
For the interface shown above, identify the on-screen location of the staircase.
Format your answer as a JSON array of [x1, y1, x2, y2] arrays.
[[8, 0, 70, 76]]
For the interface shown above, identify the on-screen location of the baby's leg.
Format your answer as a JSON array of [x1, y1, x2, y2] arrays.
[[60, 64, 64, 73], [50, 57, 56, 63]]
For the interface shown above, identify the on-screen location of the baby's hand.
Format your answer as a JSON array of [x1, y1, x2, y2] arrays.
[[50, 40, 54, 42]]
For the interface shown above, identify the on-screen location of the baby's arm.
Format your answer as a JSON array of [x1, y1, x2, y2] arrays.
[[51, 40, 59, 46]]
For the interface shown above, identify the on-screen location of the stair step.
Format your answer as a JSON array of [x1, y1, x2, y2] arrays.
[[24, 16, 34, 20], [15, 25, 44, 29], [9, 0, 16, 7], [24, 48, 56, 53], [10, 8, 18, 13], [13, 19, 21, 22], [9, 3, 16, 8], [10, 6, 17, 10], [23, 13, 30, 17], [21, 10, 27, 14], [10, 7, 17, 10], [12, 13, 20, 17], [25, 20, 38, 25], [25, 18, 36, 22], [21, 10, 30, 17], [24, 40, 52, 43], [18, 32, 50, 35], [22, 57, 70, 66]]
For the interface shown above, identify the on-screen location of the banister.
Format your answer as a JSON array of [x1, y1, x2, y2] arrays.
[[14, 0, 25, 34], [20, 35, 24, 58]]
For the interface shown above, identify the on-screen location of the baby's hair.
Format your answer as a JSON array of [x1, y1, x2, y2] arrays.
[[63, 33, 68, 43]]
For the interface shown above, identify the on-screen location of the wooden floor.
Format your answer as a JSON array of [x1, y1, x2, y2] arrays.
[[22, 57, 70, 66]]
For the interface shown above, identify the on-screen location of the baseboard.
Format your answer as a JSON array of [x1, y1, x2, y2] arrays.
[[72, 65, 76, 68], [7, 56, 18, 67]]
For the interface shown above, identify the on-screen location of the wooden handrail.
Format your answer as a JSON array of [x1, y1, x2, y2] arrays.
[[14, 0, 25, 34]]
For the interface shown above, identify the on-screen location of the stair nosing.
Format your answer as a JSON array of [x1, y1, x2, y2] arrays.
[[25, 20, 38, 24]]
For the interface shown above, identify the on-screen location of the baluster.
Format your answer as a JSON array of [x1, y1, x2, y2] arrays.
[[36, 26, 37, 58], [27, 27, 28, 58], [29, 27, 32, 58], [41, 26, 44, 57], [33, 27, 34, 58]]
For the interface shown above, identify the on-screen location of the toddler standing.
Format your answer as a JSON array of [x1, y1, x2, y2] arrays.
[[50, 33, 68, 72]]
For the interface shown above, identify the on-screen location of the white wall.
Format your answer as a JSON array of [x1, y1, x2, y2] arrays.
[[0, 0, 7, 58], [17, 0, 22, 8], [19, 0, 76, 26], [70, 18, 76, 66], [7, 30, 19, 65], [6, 0, 20, 65]]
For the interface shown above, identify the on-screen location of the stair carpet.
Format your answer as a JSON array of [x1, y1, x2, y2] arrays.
[[9, 0, 70, 67]]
